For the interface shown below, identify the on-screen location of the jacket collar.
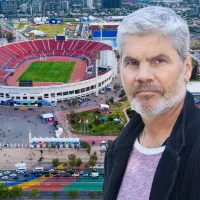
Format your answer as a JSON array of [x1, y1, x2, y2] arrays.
[[105, 91, 197, 200], [112, 91, 196, 154]]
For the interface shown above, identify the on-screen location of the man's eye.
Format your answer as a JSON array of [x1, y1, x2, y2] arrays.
[[155, 60, 166, 64], [126, 61, 138, 66]]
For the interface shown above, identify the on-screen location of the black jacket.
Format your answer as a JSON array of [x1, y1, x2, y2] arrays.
[[103, 91, 200, 200]]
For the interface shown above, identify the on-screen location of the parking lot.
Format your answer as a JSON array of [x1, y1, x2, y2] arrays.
[[0, 168, 104, 191]]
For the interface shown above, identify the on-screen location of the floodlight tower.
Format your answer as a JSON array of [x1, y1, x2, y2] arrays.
[[92, 51, 100, 96]]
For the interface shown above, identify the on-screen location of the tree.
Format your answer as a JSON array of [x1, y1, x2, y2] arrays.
[[39, 149, 43, 157], [29, 188, 39, 199], [119, 89, 126, 98], [86, 147, 91, 155], [97, 190, 102, 197], [90, 154, 98, 161], [52, 158, 60, 167], [67, 190, 79, 200], [113, 84, 121, 90], [88, 159, 96, 167], [80, 141, 90, 149], [5, 31, 13, 43], [70, 110, 76, 118], [68, 159, 76, 167], [68, 154, 76, 160], [52, 191, 59, 199], [109, 96, 114, 103], [9, 185, 23, 199], [88, 191, 97, 199], [75, 157, 82, 167], [0, 184, 9, 200]]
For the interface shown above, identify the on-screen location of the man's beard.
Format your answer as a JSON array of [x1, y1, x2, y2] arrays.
[[129, 72, 186, 118]]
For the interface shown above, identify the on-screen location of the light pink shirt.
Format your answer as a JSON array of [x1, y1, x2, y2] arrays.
[[117, 138, 165, 200]]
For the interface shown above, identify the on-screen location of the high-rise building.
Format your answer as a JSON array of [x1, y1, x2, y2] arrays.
[[48, 0, 61, 13], [101, 0, 121, 8], [60, 1, 69, 10], [87, 0, 93, 8], [32, 0, 42, 14], [0, 0, 2, 14], [1, 0, 17, 14], [196, 5, 200, 14]]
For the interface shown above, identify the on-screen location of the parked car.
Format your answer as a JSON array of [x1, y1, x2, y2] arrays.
[[10, 173, 17, 177], [24, 174, 29, 177], [35, 174, 42, 178], [0, 173, 3, 177], [54, 174, 62, 177], [51, 171, 59, 174], [63, 173, 71, 177], [4, 171, 10, 174], [83, 173, 89, 177], [17, 171, 25, 174], [2, 176, 8, 180], [66, 168, 75, 174], [12, 176, 19, 180], [72, 172, 80, 177]]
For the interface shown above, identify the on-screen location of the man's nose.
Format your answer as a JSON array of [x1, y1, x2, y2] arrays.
[[136, 63, 154, 83]]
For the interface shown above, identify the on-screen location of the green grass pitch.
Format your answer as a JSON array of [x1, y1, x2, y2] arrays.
[[17, 61, 76, 83]]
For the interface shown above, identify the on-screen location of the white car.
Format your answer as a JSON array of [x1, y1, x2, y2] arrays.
[[0, 173, 3, 177], [4, 171, 10, 174], [2, 176, 8, 180], [17, 171, 24, 174], [99, 90, 106, 94], [83, 173, 89, 177], [49, 169, 54, 172], [10, 173, 17, 177], [72, 173, 80, 177]]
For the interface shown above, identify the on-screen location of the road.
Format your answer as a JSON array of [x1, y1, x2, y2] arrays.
[[0, 19, 28, 41]]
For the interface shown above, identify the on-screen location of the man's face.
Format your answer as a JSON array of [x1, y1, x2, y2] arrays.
[[120, 34, 192, 117]]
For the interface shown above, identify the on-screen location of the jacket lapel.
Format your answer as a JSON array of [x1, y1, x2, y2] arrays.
[[149, 92, 196, 200], [149, 146, 181, 200]]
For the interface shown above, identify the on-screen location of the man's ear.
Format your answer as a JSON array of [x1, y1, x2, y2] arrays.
[[184, 55, 192, 82]]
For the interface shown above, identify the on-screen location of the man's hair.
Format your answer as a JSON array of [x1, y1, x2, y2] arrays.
[[117, 6, 190, 63]]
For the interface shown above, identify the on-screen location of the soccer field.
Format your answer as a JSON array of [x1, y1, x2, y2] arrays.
[[17, 61, 75, 83]]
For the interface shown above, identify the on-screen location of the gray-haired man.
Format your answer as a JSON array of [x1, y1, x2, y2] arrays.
[[103, 6, 200, 200]]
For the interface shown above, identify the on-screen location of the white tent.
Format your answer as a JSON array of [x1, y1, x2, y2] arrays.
[[100, 104, 109, 109], [29, 30, 47, 37], [42, 113, 54, 119]]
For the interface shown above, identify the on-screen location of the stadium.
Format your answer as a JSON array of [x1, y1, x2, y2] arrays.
[[0, 38, 117, 106]]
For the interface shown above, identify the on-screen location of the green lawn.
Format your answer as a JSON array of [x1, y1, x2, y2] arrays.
[[68, 102, 127, 136], [32, 24, 69, 38], [17, 61, 75, 83]]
